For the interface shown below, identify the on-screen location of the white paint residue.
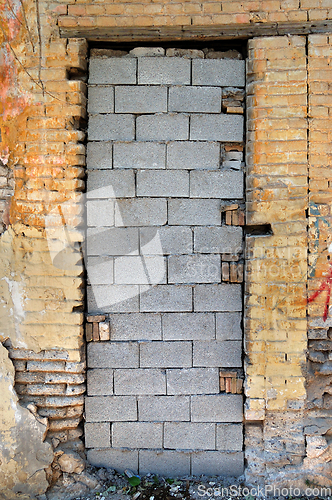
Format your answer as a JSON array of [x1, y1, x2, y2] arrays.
[[2, 277, 27, 348], [328, 242, 332, 253]]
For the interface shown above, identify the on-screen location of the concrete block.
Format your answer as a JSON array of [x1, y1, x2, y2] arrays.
[[115, 86, 167, 113], [115, 198, 167, 226], [194, 227, 243, 254], [139, 450, 190, 477], [140, 341, 192, 368], [114, 142, 166, 169], [138, 57, 190, 85], [89, 57, 137, 85], [137, 170, 189, 197], [88, 86, 114, 114], [191, 451, 244, 476], [85, 396, 137, 422], [169, 87, 221, 113], [216, 424, 243, 451], [114, 368, 166, 395], [192, 59, 245, 87], [110, 313, 162, 341], [87, 369, 113, 396], [138, 396, 190, 421], [136, 114, 189, 141], [87, 284, 139, 313], [140, 285, 192, 312], [193, 340, 242, 368], [85, 422, 111, 448], [87, 227, 139, 256], [164, 422, 216, 450], [168, 254, 221, 284], [168, 199, 221, 226], [88, 114, 135, 141], [166, 142, 220, 170], [191, 394, 243, 422], [87, 257, 113, 286], [130, 47, 165, 57], [216, 312, 242, 341], [87, 342, 139, 368], [87, 170, 135, 198], [87, 448, 138, 474], [190, 170, 244, 199], [114, 255, 166, 285], [140, 226, 192, 255], [162, 313, 215, 341], [190, 114, 244, 142], [112, 422, 163, 448], [87, 141, 112, 169], [194, 284, 242, 312], [167, 368, 219, 395], [87, 200, 114, 227]]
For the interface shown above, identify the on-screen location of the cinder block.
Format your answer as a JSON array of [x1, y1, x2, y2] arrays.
[[113, 142, 166, 169], [216, 312, 242, 341], [112, 422, 163, 448], [168, 255, 221, 284], [191, 394, 243, 422], [110, 313, 162, 341], [193, 341, 242, 368], [87, 142, 112, 170], [169, 87, 221, 113], [87, 170, 135, 198], [140, 226, 193, 255], [140, 285, 192, 312], [167, 368, 219, 395], [191, 451, 244, 476], [194, 284, 242, 312], [115, 198, 167, 226], [87, 200, 114, 227], [115, 86, 167, 113], [194, 227, 243, 254], [140, 341, 192, 368], [136, 170, 189, 197], [166, 142, 220, 170], [136, 114, 189, 141], [88, 114, 135, 141], [87, 227, 139, 256], [89, 57, 137, 85], [114, 368, 166, 395], [87, 284, 139, 313], [216, 424, 243, 451], [114, 255, 166, 285], [190, 114, 244, 142], [139, 450, 190, 477], [190, 170, 244, 199], [164, 422, 216, 450], [87, 369, 113, 395], [85, 422, 111, 448], [88, 86, 114, 114], [192, 59, 245, 87], [87, 448, 138, 474], [162, 313, 215, 341], [138, 396, 190, 421], [138, 57, 191, 85], [87, 257, 113, 286], [168, 199, 221, 226], [85, 396, 137, 422], [87, 342, 139, 368]]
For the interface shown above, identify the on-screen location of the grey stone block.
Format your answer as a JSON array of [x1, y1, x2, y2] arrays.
[[115, 86, 167, 113], [114, 142, 166, 169], [87, 369, 113, 396], [164, 423, 216, 450], [168, 199, 221, 226], [140, 341, 192, 368], [138, 57, 190, 85], [138, 396, 190, 421], [87, 200, 114, 227], [194, 284, 242, 312], [216, 312, 242, 341], [168, 255, 221, 284], [87, 448, 138, 474], [87, 170, 135, 198], [87, 142, 113, 169], [140, 226, 193, 255], [87, 284, 139, 313], [192, 59, 245, 87], [190, 170, 244, 199], [140, 285, 192, 312], [115, 199, 167, 226], [166, 142, 220, 170], [194, 227, 243, 254], [166, 48, 204, 58], [114, 368, 166, 395], [130, 47, 165, 57], [88, 342, 139, 369], [112, 422, 163, 448], [110, 313, 162, 341], [169, 87, 221, 113], [137, 170, 189, 197], [87, 257, 113, 286], [85, 396, 137, 422], [88, 86, 114, 114], [89, 57, 137, 85], [162, 313, 215, 341], [190, 114, 244, 142], [85, 422, 111, 449], [167, 368, 219, 395], [139, 450, 190, 477], [88, 114, 135, 141], [114, 255, 166, 285], [87, 227, 139, 257], [193, 340, 242, 368], [136, 114, 189, 141], [191, 451, 244, 476], [191, 394, 243, 422], [216, 424, 243, 451]]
